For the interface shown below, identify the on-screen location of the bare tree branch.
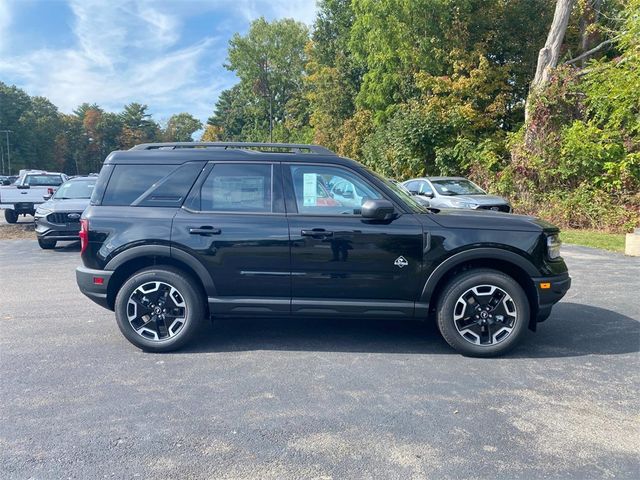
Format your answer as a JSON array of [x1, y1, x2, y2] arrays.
[[565, 38, 614, 65]]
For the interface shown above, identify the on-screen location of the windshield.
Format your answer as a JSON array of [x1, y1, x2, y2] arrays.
[[53, 179, 96, 199], [431, 179, 485, 196], [369, 171, 429, 213]]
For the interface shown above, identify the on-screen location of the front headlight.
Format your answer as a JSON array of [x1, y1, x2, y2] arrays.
[[34, 207, 52, 218], [547, 234, 562, 259]]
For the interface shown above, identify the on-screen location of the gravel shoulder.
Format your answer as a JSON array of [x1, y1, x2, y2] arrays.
[[0, 240, 638, 479]]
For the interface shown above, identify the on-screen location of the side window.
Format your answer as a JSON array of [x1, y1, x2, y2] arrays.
[[102, 165, 175, 206], [133, 162, 204, 207], [404, 181, 418, 193], [199, 163, 272, 212], [418, 181, 433, 195], [289, 165, 382, 215]]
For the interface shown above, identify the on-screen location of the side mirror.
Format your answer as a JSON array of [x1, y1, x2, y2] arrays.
[[361, 199, 395, 221], [17, 184, 30, 190], [423, 192, 434, 198], [43, 194, 52, 201]]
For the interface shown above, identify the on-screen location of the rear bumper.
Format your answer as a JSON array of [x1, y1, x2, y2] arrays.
[[76, 266, 113, 310], [532, 272, 571, 322]]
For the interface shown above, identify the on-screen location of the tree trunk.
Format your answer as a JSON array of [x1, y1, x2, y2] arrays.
[[525, 0, 575, 124]]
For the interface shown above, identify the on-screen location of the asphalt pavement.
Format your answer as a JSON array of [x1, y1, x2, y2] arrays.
[[1, 239, 638, 479]]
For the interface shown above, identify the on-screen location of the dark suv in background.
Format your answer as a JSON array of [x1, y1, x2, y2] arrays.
[[76, 142, 570, 357]]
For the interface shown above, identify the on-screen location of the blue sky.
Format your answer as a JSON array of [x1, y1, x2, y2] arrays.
[[0, 0, 317, 126]]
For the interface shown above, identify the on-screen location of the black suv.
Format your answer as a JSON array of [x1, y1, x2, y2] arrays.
[[76, 142, 570, 356]]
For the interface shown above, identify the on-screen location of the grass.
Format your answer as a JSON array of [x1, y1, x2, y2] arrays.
[[560, 229, 626, 253]]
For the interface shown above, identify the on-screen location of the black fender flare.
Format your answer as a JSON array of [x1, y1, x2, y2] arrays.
[[420, 247, 539, 303], [105, 244, 217, 296]]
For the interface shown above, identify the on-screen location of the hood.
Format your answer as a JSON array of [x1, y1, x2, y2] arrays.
[[41, 198, 90, 212], [427, 208, 558, 233], [443, 194, 509, 206]]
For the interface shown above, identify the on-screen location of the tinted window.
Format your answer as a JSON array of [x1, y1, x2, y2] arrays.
[[289, 165, 382, 215], [133, 162, 204, 207], [198, 163, 272, 212], [90, 165, 114, 205], [54, 179, 96, 199], [25, 175, 64, 186], [102, 165, 175, 206]]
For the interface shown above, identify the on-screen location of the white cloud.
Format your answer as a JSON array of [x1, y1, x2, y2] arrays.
[[0, 0, 317, 123]]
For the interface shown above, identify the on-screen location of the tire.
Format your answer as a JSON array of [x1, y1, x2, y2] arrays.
[[114, 266, 206, 352], [37, 238, 57, 249], [4, 209, 18, 224], [436, 269, 529, 357]]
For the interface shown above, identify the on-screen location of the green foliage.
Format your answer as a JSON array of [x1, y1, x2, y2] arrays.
[[163, 113, 202, 142], [221, 17, 309, 141]]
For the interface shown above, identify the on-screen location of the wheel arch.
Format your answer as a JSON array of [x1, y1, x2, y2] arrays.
[[104, 245, 214, 312], [423, 248, 540, 330]]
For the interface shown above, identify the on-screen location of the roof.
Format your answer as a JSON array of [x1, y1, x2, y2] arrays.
[[104, 142, 361, 168]]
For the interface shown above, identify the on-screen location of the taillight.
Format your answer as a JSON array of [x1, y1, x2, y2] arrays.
[[79, 218, 89, 254], [47, 187, 54, 195]]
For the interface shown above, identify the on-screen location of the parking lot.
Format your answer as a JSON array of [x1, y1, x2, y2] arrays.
[[1, 231, 639, 478]]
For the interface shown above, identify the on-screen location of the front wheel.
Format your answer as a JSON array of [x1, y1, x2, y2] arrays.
[[4, 209, 18, 224], [437, 269, 530, 357], [114, 267, 206, 352]]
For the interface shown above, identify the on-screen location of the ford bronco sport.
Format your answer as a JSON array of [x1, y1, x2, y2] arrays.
[[76, 142, 570, 357]]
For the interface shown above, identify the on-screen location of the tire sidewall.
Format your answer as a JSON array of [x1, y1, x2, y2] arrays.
[[437, 270, 530, 357], [114, 267, 204, 352]]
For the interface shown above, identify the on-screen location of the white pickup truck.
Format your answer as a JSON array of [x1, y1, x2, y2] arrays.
[[0, 170, 68, 223]]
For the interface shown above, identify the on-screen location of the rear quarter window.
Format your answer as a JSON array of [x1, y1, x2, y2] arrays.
[[101, 163, 204, 207]]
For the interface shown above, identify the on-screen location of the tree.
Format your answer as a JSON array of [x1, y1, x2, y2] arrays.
[[119, 103, 159, 148], [225, 17, 309, 141], [526, 0, 575, 123], [163, 113, 202, 142]]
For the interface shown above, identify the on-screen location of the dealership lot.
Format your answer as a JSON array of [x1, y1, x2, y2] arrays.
[[0, 238, 638, 479]]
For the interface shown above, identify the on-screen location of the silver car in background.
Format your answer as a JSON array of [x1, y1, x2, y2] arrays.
[[34, 176, 96, 249], [401, 176, 512, 212]]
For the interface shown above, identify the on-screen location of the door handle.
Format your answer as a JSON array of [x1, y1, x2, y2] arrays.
[[189, 226, 221, 236], [301, 229, 333, 238]]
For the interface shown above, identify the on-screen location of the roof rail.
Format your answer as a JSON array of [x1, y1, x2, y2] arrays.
[[129, 142, 335, 155]]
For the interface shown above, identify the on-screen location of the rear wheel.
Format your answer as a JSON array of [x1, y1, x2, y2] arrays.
[[114, 267, 206, 352], [4, 209, 18, 224], [437, 269, 529, 357], [37, 238, 57, 249]]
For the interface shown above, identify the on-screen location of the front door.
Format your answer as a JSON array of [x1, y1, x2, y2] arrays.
[[284, 163, 424, 318], [171, 162, 290, 315]]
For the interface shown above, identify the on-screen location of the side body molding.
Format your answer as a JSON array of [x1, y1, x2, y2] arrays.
[[420, 247, 540, 303], [104, 244, 217, 296]]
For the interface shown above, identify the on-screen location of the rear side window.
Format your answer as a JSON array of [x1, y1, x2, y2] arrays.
[[196, 163, 273, 212], [132, 162, 204, 207], [102, 165, 175, 206]]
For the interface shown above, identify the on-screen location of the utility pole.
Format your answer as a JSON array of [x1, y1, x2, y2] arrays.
[[0, 130, 12, 174]]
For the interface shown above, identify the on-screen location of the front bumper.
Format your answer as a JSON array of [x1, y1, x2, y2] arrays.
[[532, 271, 571, 322], [76, 266, 114, 310], [35, 218, 81, 241]]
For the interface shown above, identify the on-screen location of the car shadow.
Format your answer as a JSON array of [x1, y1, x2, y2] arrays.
[[181, 302, 639, 358], [52, 241, 81, 251]]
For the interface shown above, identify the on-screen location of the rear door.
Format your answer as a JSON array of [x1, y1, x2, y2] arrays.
[[284, 163, 424, 318], [171, 161, 291, 316]]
